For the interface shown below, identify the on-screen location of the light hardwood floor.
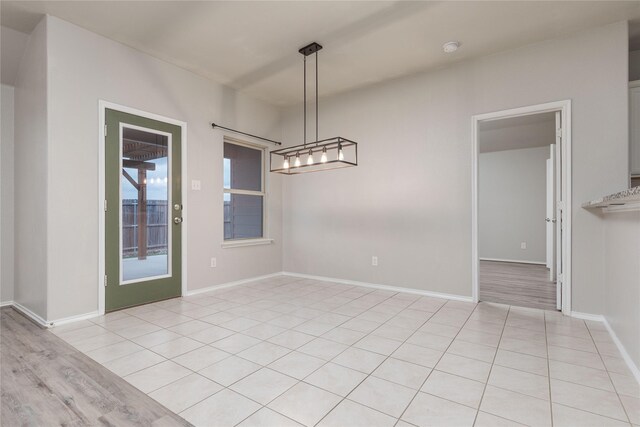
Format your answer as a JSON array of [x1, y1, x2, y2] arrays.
[[0, 307, 190, 427], [479, 260, 557, 311]]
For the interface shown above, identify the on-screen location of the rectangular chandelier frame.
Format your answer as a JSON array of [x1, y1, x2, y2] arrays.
[[270, 137, 357, 175]]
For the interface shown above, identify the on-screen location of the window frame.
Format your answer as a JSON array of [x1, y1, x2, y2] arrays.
[[222, 137, 271, 246]]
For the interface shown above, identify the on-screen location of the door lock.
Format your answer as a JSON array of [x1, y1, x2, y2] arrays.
[[174, 204, 182, 211], [174, 217, 183, 224]]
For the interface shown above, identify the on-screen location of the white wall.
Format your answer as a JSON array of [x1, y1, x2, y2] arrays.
[[479, 146, 548, 264], [1, 84, 15, 303], [40, 16, 282, 320], [281, 21, 628, 313], [13, 19, 48, 319], [603, 210, 640, 372]]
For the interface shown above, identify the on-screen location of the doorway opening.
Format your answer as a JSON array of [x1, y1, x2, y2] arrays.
[[472, 101, 572, 314]]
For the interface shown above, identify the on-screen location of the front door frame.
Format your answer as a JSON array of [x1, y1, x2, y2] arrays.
[[98, 101, 188, 315], [471, 100, 572, 315]]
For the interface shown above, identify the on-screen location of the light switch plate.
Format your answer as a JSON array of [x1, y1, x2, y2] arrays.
[[191, 180, 201, 191]]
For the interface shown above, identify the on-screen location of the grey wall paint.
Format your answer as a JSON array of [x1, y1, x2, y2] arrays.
[[1, 84, 15, 303], [603, 211, 640, 370], [478, 112, 555, 153], [629, 50, 640, 82], [281, 21, 628, 314], [42, 16, 282, 320], [13, 19, 48, 319], [479, 146, 549, 263], [1, 26, 29, 86]]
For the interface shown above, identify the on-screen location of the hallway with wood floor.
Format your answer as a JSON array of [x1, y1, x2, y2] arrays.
[[479, 261, 557, 311]]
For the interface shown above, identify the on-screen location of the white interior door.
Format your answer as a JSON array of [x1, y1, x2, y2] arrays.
[[546, 157, 554, 273], [546, 145, 557, 282], [555, 111, 563, 311]]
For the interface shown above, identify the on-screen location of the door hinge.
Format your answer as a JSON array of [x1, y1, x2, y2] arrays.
[[556, 128, 562, 138], [104, 275, 108, 287], [557, 273, 563, 284], [557, 200, 565, 211], [104, 199, 108, 212], [104, 124, 108, 137]]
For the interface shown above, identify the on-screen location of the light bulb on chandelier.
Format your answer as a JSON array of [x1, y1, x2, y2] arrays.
[[320, 147, 328, 163]]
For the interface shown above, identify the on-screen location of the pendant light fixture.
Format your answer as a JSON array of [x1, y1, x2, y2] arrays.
[[270, 42, 358, 174]]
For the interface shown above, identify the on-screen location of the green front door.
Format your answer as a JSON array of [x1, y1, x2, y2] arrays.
[[105, 109, 182, 312]]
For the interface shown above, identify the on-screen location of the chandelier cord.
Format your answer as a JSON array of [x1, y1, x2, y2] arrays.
[[316, 51, 319, 144], [303, 56, 307, 148]]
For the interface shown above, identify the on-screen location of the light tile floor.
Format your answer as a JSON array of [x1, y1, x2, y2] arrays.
[[51, 276, 640, 427]]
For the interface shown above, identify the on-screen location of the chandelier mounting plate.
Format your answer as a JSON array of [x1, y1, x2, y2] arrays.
[[299, 42, 323, 56]]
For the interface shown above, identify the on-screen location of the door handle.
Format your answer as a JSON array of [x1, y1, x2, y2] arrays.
[[546, 218, 557, 223], [174, 217, 183, 224]]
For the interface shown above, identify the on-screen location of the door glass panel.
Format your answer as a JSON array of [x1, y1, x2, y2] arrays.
[[121, 126, 170, 282], [224, 193, 263, 240]]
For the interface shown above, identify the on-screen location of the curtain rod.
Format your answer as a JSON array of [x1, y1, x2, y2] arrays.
[[211, 123, 282, 145]]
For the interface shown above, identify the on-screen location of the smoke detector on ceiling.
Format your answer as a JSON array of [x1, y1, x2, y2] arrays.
[[442, 41, 460, 53]]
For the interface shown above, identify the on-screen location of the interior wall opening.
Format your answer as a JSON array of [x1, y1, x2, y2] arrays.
[[476, 111, 562, 311]]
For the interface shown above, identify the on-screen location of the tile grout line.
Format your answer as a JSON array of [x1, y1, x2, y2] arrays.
[[88, 279, 356, 377], [99, 279, 315, 418], [155, 278, 324, 422], [584, 317, 634, 425], [312, 295, 455, 427], [544, 310, 555, 427], [545, 318, 639, 423], [74, 282, 478, 425], [164, 278, 404, 424], [230, 284, 416, 426], [304, 288, 434, 426], [392, 302, 488, 426], [58, 277, 630, 427], [470, 305, 510, 426]]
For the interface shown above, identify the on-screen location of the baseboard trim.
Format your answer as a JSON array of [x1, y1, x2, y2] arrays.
[[5, 301, 102, 328], [479, 258, 546, 265], [602, 317, 640, 385], [570, 311, 605, 322], [11, 302, 51, 328], [50, 311, 101, 327], [186, 273, 283, 296], [282, 271, 474, 303], [5, 273, 283, 328]]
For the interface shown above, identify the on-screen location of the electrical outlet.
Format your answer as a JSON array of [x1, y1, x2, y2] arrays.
[[372, 256, 378, 266], [210, 257, 216, 268], [521, 242, 527, 249], [191, 180, 201, 191]]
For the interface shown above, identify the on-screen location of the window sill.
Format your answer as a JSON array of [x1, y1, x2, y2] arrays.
[[221, 238, 274, 249]]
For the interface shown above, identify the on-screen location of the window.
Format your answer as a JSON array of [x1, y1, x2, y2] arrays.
[[223, 140, 265, 240]]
